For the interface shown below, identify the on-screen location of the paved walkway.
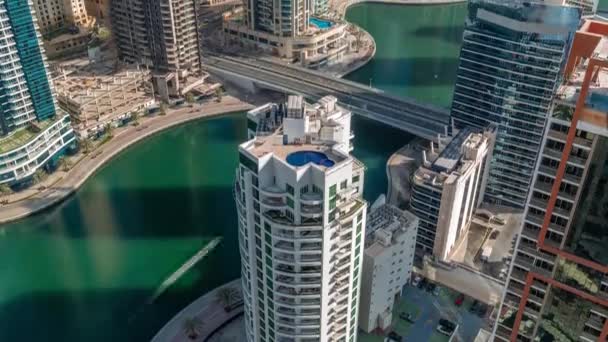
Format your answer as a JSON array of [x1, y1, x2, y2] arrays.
[[0, 96, 253, 224], [151, 279, 243, 342]]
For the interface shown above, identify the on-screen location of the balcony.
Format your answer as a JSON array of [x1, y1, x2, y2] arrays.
[[261, 196, 287, 209], [261, 185, 287, 196], [301, 192, 323, 205]]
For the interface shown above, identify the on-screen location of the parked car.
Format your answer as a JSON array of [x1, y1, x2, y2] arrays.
[[454, 294, 465, 306], [399, 312, 416, 323], [469, 300, 479, 312], [411, 275, 422, 287], [387, 331, 402, 341], [437, 318, 457, 336]]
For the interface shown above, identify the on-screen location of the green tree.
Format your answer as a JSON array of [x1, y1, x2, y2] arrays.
[[57, 156, 72, 172], [185, 93, 195, 103], [80, 138, 93, 154], [159, 103, 167, 116], [215, 87, 224, 103], [105, 123, 115, 138], [131, 111, 141, 126], [0, 184, 12, 197], [33, 169, 47, 185], [182, 316, 204, 340], [215, 286, 240, 311]]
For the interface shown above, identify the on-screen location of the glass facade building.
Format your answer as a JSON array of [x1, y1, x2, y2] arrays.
[[494, 19, 608, 342], [0, 0, 75, 184], [449, 0, 580, 208]]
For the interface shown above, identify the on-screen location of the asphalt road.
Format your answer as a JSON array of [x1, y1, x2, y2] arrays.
[[203, 55, 450, 140]]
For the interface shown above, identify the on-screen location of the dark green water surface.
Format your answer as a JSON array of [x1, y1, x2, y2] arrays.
[[0, 3, 466, 341]]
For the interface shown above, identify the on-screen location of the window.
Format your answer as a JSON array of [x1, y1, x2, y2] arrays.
[[329, 184, 337, 197], [340, 180, 347, 189], [287, 197, 294, 208], [352, 175, 360, 183], [286, 184, 294, 195]]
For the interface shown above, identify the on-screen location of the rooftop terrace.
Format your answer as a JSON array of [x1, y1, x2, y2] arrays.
[[0, 118, 56, 154]]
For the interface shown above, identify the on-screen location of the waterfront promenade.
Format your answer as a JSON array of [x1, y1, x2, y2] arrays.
[[0, 96, 253, 224], [151, 279, 243, 342]]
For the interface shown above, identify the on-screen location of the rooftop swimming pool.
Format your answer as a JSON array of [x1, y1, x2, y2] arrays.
[[310, 17, 333, 29], [286, 151, 335, 167]]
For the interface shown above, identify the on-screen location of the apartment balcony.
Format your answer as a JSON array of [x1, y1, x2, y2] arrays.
[[300, 254, 322, 264], [543, 147, 587, 167], [547, 129, 592, 149], [300, 242, 322, 251], [275, 240, 295, 252], [301, 192, 323, 205], [526, 213, 566, 234], [537, 165, 582, 185], [261, 185, 287, 196], [274, 252, 296, 263], [301, 204, 322, 218]]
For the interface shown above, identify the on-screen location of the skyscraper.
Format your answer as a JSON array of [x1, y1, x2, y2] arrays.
[[410, 126, 495, 260], [0, 0, 75, 184], [493, 19, 608, 342], [111, 0, 200, 73], [235, 95, 367, 342], [449, 0, 580, 208], [563, 0, 599, 16]]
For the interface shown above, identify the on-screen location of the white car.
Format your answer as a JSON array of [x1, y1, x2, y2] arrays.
[[411, 275, 422, 287]]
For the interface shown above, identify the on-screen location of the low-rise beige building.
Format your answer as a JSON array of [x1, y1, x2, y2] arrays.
[[53, 60, 155, 138]]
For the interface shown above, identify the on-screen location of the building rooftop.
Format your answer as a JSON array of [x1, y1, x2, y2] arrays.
[[414, 127, 494, 189], [365, 200, 418, 257], [557, 20, 608, 113], [242, 95, 354, 170], [0, 117, 57, 153]]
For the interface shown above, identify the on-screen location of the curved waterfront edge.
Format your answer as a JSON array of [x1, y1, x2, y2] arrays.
[[338, 0, 467, 18], [0, 97, 253, 225], [151, 279, 243, 342]]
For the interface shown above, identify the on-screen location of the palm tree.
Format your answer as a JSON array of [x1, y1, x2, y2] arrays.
[[159, 103, 167, 116], [0, 184, 12, 197], [182, 316, 204, 340], [57, 156, 72, 172], [185, 93, 195, 103], [105, 123, 115, 138], [80, 138, 92, 154], [215, 87, 223, 103], [215, 286, 240, 311], [33, 169, 46, 184]]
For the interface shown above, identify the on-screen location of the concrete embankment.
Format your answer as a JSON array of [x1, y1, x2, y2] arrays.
[[0, 98, 253, 224]]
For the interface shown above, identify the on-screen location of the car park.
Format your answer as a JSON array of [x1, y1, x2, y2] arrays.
[[411, 275, 422, 287], [455, 294, 465, 306], [436, 318, 457, 336], [387, 331, 402, 341], [399, 312, 416, 323]]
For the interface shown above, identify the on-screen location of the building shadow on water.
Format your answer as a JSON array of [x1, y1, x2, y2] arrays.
[[412, 25, 466, 46], [7, 184, 238, 240]]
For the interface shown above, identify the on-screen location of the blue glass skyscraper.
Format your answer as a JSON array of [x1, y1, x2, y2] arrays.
[[0, 0, 75, 185], [449, 0, 580, 208]]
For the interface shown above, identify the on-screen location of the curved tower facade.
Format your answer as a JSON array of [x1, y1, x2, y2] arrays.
[[235, 95, 366, 342]]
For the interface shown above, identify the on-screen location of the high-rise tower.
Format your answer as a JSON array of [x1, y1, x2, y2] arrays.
[[449, 0, 580, 208], [494, 19, 608, 342], [0, 0, 75, 184], [111, 0, 200, 73], [235, 95, 367, 342]]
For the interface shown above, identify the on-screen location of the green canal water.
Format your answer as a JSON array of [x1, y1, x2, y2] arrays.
[[0, 3, 466, 341]]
